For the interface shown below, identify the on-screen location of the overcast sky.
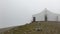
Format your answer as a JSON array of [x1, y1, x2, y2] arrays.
[[0, 0, 60, 28]]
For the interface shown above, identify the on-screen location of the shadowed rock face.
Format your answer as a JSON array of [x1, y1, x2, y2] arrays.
[[1, 21, 60, 34]]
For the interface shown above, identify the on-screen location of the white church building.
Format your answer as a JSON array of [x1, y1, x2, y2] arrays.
[[32, 8, 60, 22]]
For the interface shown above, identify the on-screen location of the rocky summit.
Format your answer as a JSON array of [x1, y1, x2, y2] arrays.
[[1, 21, 60, 34]]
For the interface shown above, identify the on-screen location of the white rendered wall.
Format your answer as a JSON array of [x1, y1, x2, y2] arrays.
[[32, 9, 60, 21]]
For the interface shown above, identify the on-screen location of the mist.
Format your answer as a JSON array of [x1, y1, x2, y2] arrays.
[[0, 0, 60, 28]]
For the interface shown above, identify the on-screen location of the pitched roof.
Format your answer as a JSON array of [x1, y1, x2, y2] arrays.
[[33, 8, 60, 16]]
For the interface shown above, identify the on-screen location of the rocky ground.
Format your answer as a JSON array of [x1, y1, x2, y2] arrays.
[[0, 21, 60, 34]]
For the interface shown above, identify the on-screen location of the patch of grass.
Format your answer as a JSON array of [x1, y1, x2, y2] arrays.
[[2, 21, 60, 34]]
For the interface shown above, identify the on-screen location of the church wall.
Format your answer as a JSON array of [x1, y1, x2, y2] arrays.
[[32, 9, 60, 21]]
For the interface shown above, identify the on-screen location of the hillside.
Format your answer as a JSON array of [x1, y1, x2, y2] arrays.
[[1, 21, 60, 34]]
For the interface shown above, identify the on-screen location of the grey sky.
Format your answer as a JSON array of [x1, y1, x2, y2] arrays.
[[0, 0, 60, 28]]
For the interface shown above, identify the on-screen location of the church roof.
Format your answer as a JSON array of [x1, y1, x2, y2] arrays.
[[32, 8, 60, 17]]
